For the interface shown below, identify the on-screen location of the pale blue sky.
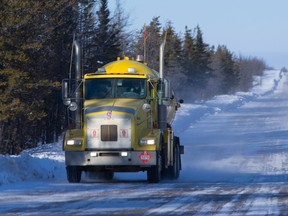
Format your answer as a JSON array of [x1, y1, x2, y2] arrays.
[[109, 0, 288, 69]]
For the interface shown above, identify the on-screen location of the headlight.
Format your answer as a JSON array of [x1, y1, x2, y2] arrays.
[[66, 139, 82, 146], [139, 138, 155, 145], [121, 152, 128, 157]]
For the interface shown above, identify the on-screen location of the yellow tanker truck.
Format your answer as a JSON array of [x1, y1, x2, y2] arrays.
[[62, 40, 184, 183]]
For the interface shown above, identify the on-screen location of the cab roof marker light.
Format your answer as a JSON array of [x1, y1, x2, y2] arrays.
[[97, 67, 106, 73], [128, 68, 136, 73]]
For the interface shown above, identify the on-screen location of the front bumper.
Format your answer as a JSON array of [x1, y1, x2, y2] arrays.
[[65, 150, 157, 166]]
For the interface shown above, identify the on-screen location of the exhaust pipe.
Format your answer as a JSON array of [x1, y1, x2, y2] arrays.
[[73, 40, 81, 80], [158, 40, 167, 130], [69, 40, 81, 80], [70, 39, 82, 129], [159, 41, 165, 80]]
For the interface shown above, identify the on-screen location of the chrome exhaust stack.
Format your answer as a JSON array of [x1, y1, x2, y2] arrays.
[[62, 39, 83, 129], [158, 40, 170, 131]]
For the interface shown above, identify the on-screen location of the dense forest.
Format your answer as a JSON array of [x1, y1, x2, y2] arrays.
[[0, 0, 268, 154]]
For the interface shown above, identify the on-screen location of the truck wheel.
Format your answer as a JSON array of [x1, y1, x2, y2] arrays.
[[173, 145, 180, 179], [147, 154, 161, 183], [166, 137, 180, 179], [66, 166, 82, 183]]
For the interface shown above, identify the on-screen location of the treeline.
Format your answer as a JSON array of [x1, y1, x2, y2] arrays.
[[134, 18, 267, 100], [0, 0, 267, 154]]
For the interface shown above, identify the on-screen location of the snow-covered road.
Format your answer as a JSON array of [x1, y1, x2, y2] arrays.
[[1, 70, 288, 215]]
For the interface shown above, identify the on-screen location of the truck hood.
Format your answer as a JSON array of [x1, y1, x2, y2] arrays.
[[84, 98, 145, 116]]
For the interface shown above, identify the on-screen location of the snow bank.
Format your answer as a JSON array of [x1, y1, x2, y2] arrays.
[[0, 143, 65, 186], [0, 70, 286, 186]]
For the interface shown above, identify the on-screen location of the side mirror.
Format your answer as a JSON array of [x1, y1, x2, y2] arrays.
[[164, 79, 171, 99], [62, 80, 71, 106], [142, 103, 151, 113]]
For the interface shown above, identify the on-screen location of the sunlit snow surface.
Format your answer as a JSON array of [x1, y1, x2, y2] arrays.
[[175, 70, 288, 183]]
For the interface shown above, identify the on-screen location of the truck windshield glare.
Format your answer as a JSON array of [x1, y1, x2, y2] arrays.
[[85, 78, 146, 99]]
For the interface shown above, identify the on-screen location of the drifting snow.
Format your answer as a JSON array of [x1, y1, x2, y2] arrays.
[[0, 69, 286, 186]]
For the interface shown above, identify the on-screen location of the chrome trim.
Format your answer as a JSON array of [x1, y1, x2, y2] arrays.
[[85, 106, 136, 115]]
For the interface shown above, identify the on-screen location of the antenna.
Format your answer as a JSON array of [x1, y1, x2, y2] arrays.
[[143, 24, 148, 63]]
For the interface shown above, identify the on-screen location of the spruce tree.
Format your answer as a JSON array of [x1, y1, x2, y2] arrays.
[[39, 1, 77, 143], [112, 0, 133, 57], [88, 0, 121, 70], [134, 17, 162, 70], [0, 0, 77, 154], [162, 22, 185, 91], [182, 26, 195, 83], [216, 45, 240, 93], [0, 0, 47, 153], [193, 26, 212, 88], [78, 1, 98, 72]]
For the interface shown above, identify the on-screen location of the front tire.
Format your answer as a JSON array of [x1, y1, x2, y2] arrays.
[[147, 154, 162, 183], [66, 166, 82, 183]]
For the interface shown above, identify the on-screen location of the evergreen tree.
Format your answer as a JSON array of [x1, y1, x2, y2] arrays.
[[215, 45, 240, 93], [207, 46, 223, 96], [78, 1, 98, 72], [38, 1, 78, 143], [0, 0, 77, 154], [134, 17, 162, 70], [192, 26, 212, 88], [112, 0, 133, 57], [162, 22, 185, 91], [0, 0, 46, 153], [88, 0, 121, 70], [162, 22, 182, 76], [182, 26, 195, 83]]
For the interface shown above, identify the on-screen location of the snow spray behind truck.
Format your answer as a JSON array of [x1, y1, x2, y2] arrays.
[[62, 39, 184, 183]]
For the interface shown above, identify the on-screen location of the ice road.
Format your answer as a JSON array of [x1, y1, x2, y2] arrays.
[[1, 70, 288, 215]]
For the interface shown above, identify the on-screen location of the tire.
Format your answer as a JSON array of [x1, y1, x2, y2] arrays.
[[165, 136, 180, 179], [173, 146, 180, 179], [66, 166, 82, 183], [147, 154, 161, 183]]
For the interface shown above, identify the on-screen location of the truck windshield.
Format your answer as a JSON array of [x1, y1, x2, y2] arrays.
[[85, 78, 146, 99]]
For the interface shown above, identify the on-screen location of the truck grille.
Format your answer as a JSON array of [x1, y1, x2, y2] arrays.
[[86, 114, 131, 149], [101, 125, 117, 141]]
